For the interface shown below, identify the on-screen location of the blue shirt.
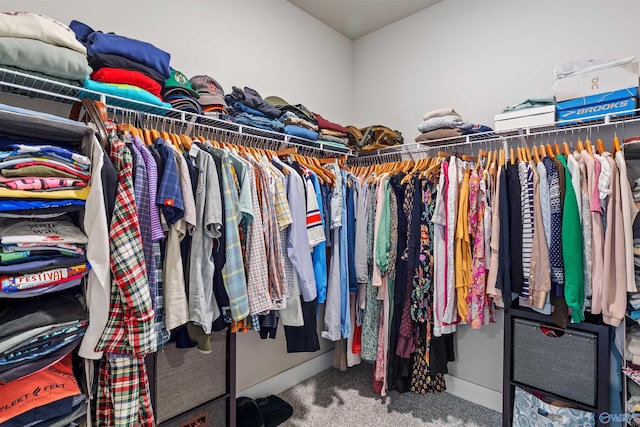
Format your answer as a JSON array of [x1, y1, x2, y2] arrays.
[[309, 173, 327, 304], [339, 170, 351, 338], [155, 138, 184, 225]]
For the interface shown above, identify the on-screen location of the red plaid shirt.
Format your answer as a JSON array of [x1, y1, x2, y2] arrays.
[[95, 131, 155, 426], [95, 134, 154, 356]]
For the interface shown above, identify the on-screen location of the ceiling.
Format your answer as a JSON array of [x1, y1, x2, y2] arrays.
[[287, 0, 442, 40]]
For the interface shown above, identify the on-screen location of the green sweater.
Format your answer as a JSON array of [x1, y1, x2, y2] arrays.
[[557, 154, 585, 323]]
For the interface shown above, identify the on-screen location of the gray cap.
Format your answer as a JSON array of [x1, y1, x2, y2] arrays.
[[189, 75, 228, 107]]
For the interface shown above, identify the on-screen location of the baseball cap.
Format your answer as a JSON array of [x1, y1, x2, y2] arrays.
[[190, 75, 228, 108], [161, 69, 199, 99]]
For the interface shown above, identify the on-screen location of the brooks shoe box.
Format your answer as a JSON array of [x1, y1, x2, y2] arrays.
[[494, 105, 556, 131], [556, 87, 638, 126], [554, 60, 639, 102]]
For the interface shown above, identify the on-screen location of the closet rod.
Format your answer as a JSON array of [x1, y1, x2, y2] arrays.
[[107, 104, 353, 157], [363, 108, 640, 158]]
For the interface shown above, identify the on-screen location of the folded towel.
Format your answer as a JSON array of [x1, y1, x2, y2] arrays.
[[415, 128, 462, 142], [423, 107, 460, 121]]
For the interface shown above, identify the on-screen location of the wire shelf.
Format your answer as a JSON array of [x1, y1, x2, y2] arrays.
[[0, 67, 352, 157]]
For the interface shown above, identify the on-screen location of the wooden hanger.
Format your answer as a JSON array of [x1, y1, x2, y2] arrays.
[[554, 142, 561, 155], [277, 147, 298, 157], [516, 147, 523, 162], [539, 144, 547, 158], [421, 156, 442, 179], [476, 149, 486, 170], [150, 129, 161, 142], [533, 145, 540, 163], [585, 138, 593, 156], [562, 141, 571, 156], [117, 123, 139, 138], [499, 149, 505, 166], [180, 134, 192, 151], [576, 138, 584, 152], [509, 147, 515, 165], [612, 135, 621, 155], [546, 143, 555, 158], [596, 138, 605, 155]]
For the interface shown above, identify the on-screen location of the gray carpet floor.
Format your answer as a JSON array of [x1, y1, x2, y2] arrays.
[[278, 362, 502, 426]]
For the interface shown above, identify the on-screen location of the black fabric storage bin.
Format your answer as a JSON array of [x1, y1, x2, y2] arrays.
[[511, 317, 598, 406], [154, 332, 227, 424]]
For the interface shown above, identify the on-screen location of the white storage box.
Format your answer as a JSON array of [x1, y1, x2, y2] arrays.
[[554, 60, 639, 102], [494, 105, 555, 131]]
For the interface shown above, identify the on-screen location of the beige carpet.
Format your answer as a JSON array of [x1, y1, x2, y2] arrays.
[[278, 362, 501, 427]]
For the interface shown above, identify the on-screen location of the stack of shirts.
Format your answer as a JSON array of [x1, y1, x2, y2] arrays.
[[162, 69, 202, 115], [632, 177, 640, 207], [315, 113, 349, 148], [415, 107, 472, 142], [0, 141, 91, 214], [70, 19, 172, 109], [190, 74, 229, 118], [0, 296, 87, 425], [265, 96, 318, 140], [0, 12, 91, 85], [0, 217, 91, 298], [226, 87, 284, 132]]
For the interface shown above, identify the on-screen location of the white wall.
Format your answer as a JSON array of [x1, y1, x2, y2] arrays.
[[1, 0, 354, 124], [353, 0, 640, 143], [0, 0, 352, 393], [353, 0, 640, 394]]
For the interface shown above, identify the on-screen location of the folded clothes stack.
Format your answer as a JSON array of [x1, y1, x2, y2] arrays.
[[70, 19, 173, 109], [415, 107, 494, 142], [0, 292, 87, 427], [0, 12, 91, 85], [314, 113, 349, 148], [0, 139, 92, 214], [265, 96, 318, 140], [0, 217, 90, 298], [0, 289, 88, 384], [225, 87, 284, 133]]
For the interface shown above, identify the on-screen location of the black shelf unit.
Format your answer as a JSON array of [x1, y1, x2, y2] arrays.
[[503, 303, 613, 426]]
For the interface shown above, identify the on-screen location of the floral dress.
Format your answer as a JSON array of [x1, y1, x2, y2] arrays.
[[467, 169, 491, 328]]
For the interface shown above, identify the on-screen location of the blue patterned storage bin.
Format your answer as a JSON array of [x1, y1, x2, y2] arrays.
[[513, 387, 595, 427]]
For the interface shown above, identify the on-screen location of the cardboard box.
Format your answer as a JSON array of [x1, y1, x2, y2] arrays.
[[554, 61, 639, 102], [494, 105, 555, 131], [556, 87, 637, 125]]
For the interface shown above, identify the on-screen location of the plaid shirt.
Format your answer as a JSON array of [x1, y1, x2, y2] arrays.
[[95, 131, 155, 427], [217, 151, 250, 321], [153, 241, 170, 351], [96, 134, 154, 357], [251, 159, 287, 307], [242, 162, 272, 315], [96, 355, 154, 427], [132, 136, 163, 242], [128, 138, 157, 312]]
